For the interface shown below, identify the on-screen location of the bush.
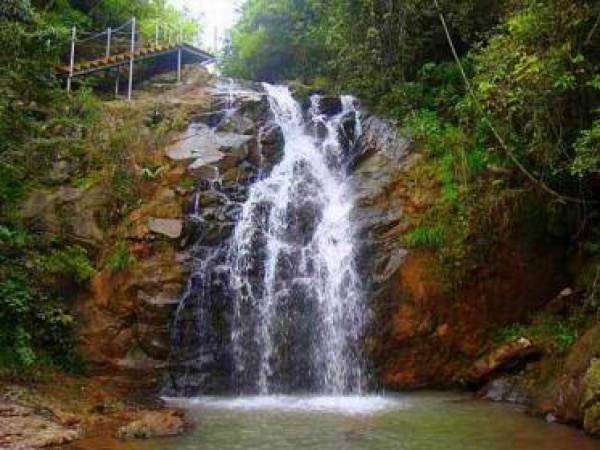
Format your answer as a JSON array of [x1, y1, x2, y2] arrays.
[[0, 0, 33, 22], [107, 241, 136, 273], [0, 223, 93, 372], [571, 120, 600, 177]]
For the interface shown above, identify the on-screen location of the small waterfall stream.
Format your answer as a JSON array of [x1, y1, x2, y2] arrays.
[[169, 83, 365, 396]]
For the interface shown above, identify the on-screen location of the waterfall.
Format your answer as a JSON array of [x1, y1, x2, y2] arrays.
[[230, 84, 364, 395], [168, 82, 365, 396]]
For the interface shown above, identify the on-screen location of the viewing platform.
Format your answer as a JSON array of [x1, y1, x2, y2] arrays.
[[54, 42, 214, 78]]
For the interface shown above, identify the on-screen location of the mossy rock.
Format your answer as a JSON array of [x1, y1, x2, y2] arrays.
[[583, 402, 600, 436]]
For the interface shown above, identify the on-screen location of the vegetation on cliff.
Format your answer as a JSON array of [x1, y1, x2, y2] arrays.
[[0, 0, 196, 373]]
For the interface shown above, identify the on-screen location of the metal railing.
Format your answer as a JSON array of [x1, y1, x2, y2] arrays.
[[66, 17, 201, 100]]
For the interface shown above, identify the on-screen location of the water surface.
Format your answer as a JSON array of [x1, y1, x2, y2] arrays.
[[69, 392, 599, 450]]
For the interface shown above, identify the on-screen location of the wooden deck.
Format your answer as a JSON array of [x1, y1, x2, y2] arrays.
[[55, 43, 215, 77]]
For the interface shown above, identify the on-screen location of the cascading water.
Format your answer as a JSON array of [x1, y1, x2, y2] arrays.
[[168, 82, 365, 396], [230, 84, 364, 395]]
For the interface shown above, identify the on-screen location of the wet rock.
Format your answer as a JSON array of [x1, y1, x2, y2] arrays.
[[546, 287, 576, 315], [259, 124, 285, 169], [137, 288, 180, 308], [582, 358, 600, 435], [192, 110, 227, 128], [479, 377, 528, 404], [318, 96, 343, 116], [187, 147, 226, 169], [198, 191, 222, 207], [338, 112, 358, 156], [466, 338, 543, 385], [117, 347, 168, 371], [216, 110, 256, 134], [147, 218, 183, 239], [221, 166, 249, 185], [117, 410, 189, 440], [526, 323, 600, 432]]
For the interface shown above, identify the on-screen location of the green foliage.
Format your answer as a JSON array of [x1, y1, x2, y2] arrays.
[[404, 226, 445, 249], [140, 165, 167, 181], [0, 0, 33, 22], [467, 0, 597, 196], [222, 0, 503, 99], [179, 177, 195, 190], [33, 246, 95, 286], [221, 0, 330, 82], [497, 312, 580, 353], [571, 120, 600, 176], [0, 237, 87, 371], [106, 241, 136, 273]]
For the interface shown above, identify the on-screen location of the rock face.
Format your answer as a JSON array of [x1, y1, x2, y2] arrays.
[[0, 400, 78, 449], [347, 109, 597, 434], [523, 323, 600, 435], [347, 115, 570, 390], [76, 79, 283, 395], [21, 186, 107, 247], [350, 116, 411, 291], [163, 82, 285, 396], [466, 338, 543, 385]]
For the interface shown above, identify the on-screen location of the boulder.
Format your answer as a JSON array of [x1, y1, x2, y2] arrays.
[[20, 185, 106, 245], [117, 410, 188, 440], [71, 186, 107, 244], [20, 189, 59, 231], [582, 359, 600, 435], [147, 218, 183, 239], [466, 338, 543, 385], [216, 110, 256, 134], [478, 377, 528, 404], [527, 323, 600, 431], [318, 96, 342, 116]]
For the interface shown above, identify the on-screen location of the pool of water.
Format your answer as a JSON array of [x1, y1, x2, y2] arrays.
[[69, 392, 599, 450]]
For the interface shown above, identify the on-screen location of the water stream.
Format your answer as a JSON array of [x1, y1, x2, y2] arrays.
[[229, 84, 364, 395]]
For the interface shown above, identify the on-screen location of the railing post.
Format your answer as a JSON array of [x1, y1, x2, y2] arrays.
[[115, 66, 120, 98], [106, 27, 112, 59], [177, 46, 182, 83], [67, 26, 76, 93], [128, 16, 136, 101]]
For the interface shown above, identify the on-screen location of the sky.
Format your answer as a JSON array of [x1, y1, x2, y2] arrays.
[[170, 0, 242, 51]]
